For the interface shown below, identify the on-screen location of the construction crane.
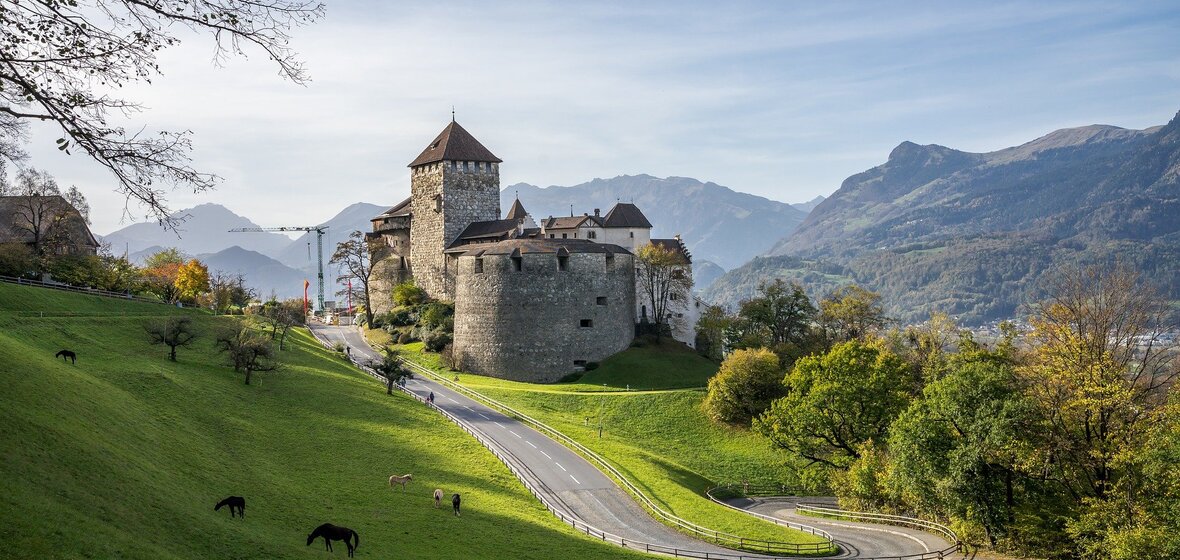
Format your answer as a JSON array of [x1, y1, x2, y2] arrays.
[[228, 225, 329, 313]]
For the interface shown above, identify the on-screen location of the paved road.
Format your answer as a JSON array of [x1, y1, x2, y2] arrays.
[[312, 324, 762, 557], [312, 324, 958, 559], [726, 497, 953, 559]]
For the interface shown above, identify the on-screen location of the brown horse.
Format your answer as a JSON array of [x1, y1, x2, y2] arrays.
[[214, 496, 245, 518], [307, 523, 359, 557], [388, 473, 412, 490]]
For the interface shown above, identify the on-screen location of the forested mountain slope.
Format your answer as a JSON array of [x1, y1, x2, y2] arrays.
[[705, 112, 1180, 324]]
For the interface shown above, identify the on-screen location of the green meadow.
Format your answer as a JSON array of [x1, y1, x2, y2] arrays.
[[0, 283, 648, 559]]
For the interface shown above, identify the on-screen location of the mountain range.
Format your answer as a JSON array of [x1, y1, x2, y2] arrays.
[[704, 111, 1180, 325], [99, 180, 818, 301], [504, 175, 811, 270]]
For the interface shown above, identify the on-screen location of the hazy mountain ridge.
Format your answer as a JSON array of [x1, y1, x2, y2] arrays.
[[706, 111, 1180, 324], [504, 174, 809, 270], [101, 203, 293, 257]]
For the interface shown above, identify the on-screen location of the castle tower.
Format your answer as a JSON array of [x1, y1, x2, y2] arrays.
[[408, 120, 503, 299]]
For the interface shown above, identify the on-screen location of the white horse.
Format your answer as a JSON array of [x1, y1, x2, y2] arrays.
[[388, 473, 412, 490], [433, 489, 443, 508]]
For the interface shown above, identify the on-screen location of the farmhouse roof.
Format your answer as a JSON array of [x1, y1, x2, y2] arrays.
[[0, 195, 99, 248], [541, 214, 602, 230], [409, 121, 502, 167], [374, 197, 412, 220], [602, 203, 652, 228]]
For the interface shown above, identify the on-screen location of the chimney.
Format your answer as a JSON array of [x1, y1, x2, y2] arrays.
[[594, 208, 600, 217]]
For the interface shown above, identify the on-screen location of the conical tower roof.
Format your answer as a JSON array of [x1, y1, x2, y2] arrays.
[[408, 121, 502, 167], [505, 197, 528, 220]]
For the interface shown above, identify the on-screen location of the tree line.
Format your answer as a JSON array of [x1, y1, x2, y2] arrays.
[[700, 266, 1179, 559]]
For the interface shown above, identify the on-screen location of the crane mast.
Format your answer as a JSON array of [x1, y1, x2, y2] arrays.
[[228, 225, 329, 313]]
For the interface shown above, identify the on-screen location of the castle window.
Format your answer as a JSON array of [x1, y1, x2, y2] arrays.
[[587, 230, 597, 239], [463, 161, 469, 171], [605, 253, 615, 270], [433, 194, 442, 213], [474, 258, 484, 274], [549, 234, 555, 239], [574, 360, 587, 368], [596, 296, 607, 306], [629, 232, 634, 238], [580, 319, 593, 328], [557, 255, 568, 271], [512, 256, 522, 271], [670, 293, 680, 301], [562, 233, 568, 239]]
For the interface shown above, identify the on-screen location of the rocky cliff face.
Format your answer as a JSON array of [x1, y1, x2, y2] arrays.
[[706, 111, 1180, 324]]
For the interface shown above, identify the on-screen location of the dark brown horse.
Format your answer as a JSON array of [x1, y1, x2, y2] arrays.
[[307, 523, 359, 557], [55, 349, 76, 364], [214, 496, 245, 518]]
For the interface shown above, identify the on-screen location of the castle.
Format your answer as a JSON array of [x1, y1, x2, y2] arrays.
[[369, 120, 698, 382]]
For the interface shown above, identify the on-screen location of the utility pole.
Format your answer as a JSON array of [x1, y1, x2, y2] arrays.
[[229, 225, 329, 313]]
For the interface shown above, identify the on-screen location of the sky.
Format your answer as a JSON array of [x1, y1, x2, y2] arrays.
[[17, 0, 1180, 236]]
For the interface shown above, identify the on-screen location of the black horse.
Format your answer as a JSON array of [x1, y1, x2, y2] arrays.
[[55, 349, 76, 364], [452, 493, 461, 516], [307, 523, 359, 557], [214, 496, 246, 518]]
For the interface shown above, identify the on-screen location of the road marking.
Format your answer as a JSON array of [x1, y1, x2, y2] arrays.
[[463, 406, 474, 411], [555, 462, 567, 472], [445, 396, 458, 403], [478, 413, 490, 420], [494, 422, 506, 429], [570, 475, 581, 485], [540, 450, 552, 459], [526, 441, 537, 448], [509, 430, 522, 438]]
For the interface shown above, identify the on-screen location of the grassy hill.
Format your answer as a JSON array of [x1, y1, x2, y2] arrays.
[[382, 338, 822, 549], [0, 283, 647, 559]]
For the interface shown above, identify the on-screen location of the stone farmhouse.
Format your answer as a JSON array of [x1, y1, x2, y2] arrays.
[[369, 120, 700, 382]]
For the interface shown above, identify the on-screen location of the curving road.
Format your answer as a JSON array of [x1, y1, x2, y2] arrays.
[[724, 497, 953, 558], [312, 324, 958, 559]]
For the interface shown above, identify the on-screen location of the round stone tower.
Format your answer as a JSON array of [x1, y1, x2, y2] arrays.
[[408, 120, 502, 300], [453, 239, 636, 382]]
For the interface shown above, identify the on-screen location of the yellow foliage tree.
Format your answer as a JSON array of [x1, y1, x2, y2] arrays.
[[174, 259, 210, 304]]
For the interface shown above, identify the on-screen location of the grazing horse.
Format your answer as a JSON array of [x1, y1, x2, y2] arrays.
[[433, 489, 443, 508], [388, 473, 412, 490], [55, 350, 77, 364], [452, 493, 461, 516], [214, 496, 246, 518], [307, 523, 359, 557]]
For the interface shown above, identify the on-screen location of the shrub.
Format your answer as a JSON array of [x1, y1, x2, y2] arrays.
[[422, 328, 452, 353], [702, 347, 785, 425], [584, 362, 599, 371], [392, 279, 429, 307], [420, 302, 454, 332], [397, 330, 414, 344]]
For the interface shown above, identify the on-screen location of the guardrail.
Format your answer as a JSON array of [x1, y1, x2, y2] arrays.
[[308, 327, 844, 559], [794, 503, 960, 559], [388, 352, 835, 556], [0, 274, 169, 306]]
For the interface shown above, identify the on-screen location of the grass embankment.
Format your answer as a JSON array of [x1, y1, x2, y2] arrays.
[[0, 283, 647, 559], [379, 335, 829, 552]]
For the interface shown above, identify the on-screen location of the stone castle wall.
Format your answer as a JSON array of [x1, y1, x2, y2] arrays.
[[453, 250, 636, 382], [408, 161, 500, 300]]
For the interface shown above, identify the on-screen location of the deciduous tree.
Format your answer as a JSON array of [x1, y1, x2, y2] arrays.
[[635, 242, 692, 341], [331, 230, 379, 327], [755, 341, 912, 469], [214, 326, 278, 385], [818, 285, 888, 344], [174, 259, 210, 303], [144, 316, 199, 361], [702, 348, 785, 425], [1, 0, 324, 224]]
